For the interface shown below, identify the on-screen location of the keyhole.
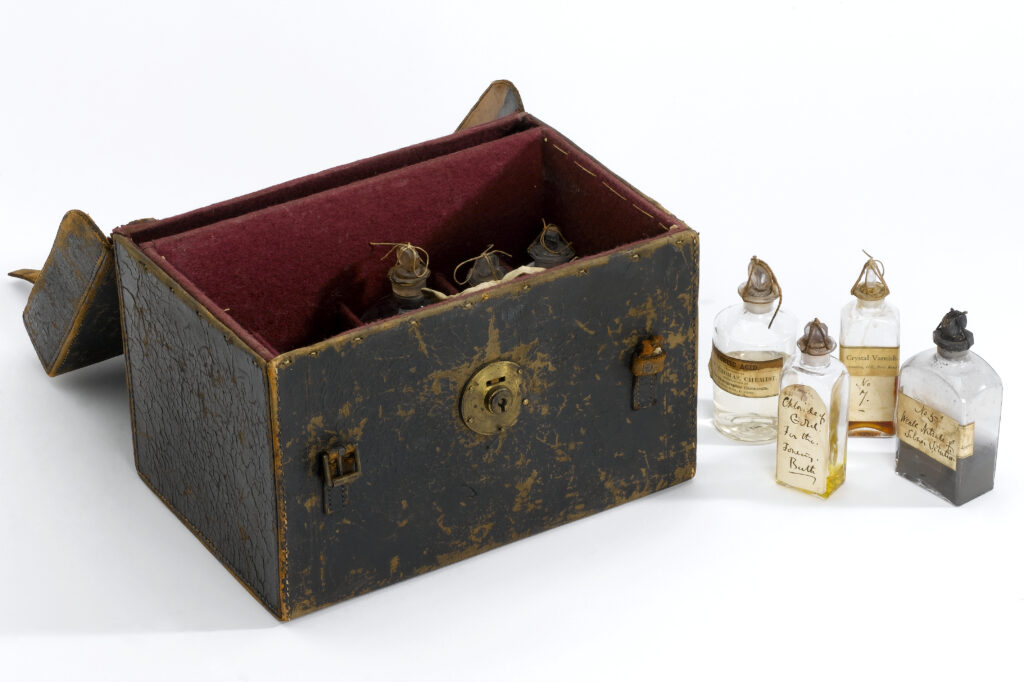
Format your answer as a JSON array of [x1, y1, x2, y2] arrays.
[[485, 385, 514, 415]]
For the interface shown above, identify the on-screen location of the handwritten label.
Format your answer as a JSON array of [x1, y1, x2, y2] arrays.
[[896, 392, 974, 470], [709, 345, 784, 398], [776, 384, 829, 495], [840, 345, 899, 422]]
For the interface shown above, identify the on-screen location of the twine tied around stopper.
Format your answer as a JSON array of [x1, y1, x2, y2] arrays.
[[453, 244, 512, 286], [738, 256, 783, 328], [370, 242, 430, 297], [527, 219, 575, 267], [850, 250, 890, 301]]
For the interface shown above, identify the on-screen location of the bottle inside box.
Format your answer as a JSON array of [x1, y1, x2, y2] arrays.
[[120, 116, 682, 358]]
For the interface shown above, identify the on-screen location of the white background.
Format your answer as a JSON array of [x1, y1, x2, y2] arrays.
[[1, 1, 1021, 680]]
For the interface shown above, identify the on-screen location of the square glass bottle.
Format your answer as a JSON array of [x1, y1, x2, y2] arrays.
[[895, 310, 1002, 505], [776, 319, 849, 498], [840, 252, 899, 437]]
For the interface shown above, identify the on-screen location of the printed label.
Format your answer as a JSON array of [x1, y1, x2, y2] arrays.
[[777, 384, 829, 495], [840, 346, 899, 422], [896, 392, 974, 470], [708, 345, 784, 398]]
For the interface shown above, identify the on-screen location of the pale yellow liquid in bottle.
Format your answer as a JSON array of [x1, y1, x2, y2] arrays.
[[712, 350, 786, 443], [776, 375, 847, 498]]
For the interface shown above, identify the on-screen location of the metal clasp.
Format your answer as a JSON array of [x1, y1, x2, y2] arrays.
[[321, 444, 360, 513]]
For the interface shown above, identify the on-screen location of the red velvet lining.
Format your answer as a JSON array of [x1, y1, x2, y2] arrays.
[[118, 114, 686, 358]]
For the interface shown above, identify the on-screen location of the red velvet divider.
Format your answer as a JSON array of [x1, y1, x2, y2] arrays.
[[119, 114, 687, 358]]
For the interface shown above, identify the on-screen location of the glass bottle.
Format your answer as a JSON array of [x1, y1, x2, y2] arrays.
[[776, 319, 849, 498], [839, 252, 900, 437], [527, 220, 575, 268], [709, 256, 798, 442], [895, 310, 1002, 506], [360, 243, 432, 322]]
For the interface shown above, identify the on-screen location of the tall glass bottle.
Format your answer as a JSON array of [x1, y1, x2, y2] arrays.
[[776, 319, 849, 498], [360, 243, 432, 322], [710, 256, 798, 442], [839, 252, 900, 437], [895, 310, 1002, 506]]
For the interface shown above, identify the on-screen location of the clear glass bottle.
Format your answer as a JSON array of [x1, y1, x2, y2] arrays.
[[710, 256, 798, 442], [895, 310, 1002, 506], [839, 252, 900, 437], [526, 220, 575, 268], [776, 319, 849, 498], [360, 243, 432, 322]]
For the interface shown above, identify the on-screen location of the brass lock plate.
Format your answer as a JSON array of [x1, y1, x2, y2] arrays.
[[460, 361, 526, 435]]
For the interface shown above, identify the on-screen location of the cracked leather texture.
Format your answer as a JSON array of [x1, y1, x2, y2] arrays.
[[116, 240, 279, 614], [21, 210, 122, 374], [273, 230, 699, 618]]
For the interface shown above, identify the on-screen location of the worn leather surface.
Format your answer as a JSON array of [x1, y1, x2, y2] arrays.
[[19, 210, 123, 375], [272, 229, 699, 618], [115, 238, 280, 614], [457, 80, 524, 131]]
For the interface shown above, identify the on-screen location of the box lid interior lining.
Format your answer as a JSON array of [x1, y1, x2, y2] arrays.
[[118, 115, 683, 358]]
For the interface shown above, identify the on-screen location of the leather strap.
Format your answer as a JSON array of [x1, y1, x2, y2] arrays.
[[456, 80, 524, 131], [631, 335, 666, 410], [8, 269, 40, 284]]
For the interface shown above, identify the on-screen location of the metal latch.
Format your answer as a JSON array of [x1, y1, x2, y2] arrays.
[[631, 335, 666, 410], [321, 444, 360, 513], [460, 360, 526, 435]]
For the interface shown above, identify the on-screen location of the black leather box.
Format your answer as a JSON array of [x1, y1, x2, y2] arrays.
[[12, 82, 700, 619]]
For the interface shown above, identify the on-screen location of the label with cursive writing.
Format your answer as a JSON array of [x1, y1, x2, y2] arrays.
[[896, 392, 974, 470], [709, 345, 784, 398], [840, 346, 899, 422], [776, 384, 829, 494]]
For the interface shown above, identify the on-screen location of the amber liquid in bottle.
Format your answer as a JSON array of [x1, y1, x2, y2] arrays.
[[840, 253, 899, 438], [849, 417, 896, 437]]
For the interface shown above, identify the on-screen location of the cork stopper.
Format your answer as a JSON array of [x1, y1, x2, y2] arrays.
[[386, 243, 430, 299], [797, 318, 836, 356], [934, 309, 974, 352], [527, 220, 575, 267], [850, 251, 890, 301], [737, 256, 781, 304]]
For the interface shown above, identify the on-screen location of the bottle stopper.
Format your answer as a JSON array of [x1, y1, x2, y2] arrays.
[[850, 251, 890, 301], [934, 309, 974, 352], [386, 243, 430, 299], [797, 318, 836, 356], [528, 220, 575, 267], [454, 245, 511, 287], [738, 256, 783, 327], [738, 256, 781, 304]]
